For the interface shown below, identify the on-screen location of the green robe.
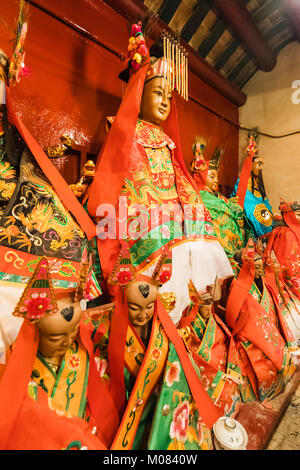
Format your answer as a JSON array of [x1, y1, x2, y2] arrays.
[[200, 190, 253, 259]]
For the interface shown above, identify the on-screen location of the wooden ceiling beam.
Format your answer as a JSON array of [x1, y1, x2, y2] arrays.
[[102, 0, 247, 106], [210, 0, 277, 72]]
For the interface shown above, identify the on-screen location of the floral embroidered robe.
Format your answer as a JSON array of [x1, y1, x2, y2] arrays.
[[1, 308, 113, 450], [267, 224, 300, 301], [0, 144, 90, 364], [199, 189, 253, 259], [111, 120, 233, 325], [226, 278, 296, 402], [92, 120, 234, 449]]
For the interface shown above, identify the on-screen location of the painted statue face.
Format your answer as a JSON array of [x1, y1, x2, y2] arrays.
[[38, 294, 82, 359], [294, 209, 300, 224], [139, 77, 172, 125], [199, 304, 212, 320], [126, 281, 158, 327], [254, 258, 264, 279], [252, 157, 263, 177], [206, 169, 219, 192]]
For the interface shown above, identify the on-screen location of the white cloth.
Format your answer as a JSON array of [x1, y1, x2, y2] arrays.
[[143, 239, 233, 324], [0, 285, 24, 363], [285, 300, 300, 342]]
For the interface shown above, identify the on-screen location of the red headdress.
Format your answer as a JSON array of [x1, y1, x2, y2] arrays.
[[235, 130, 259, 208], [190, 136, 208, 190], [279, 198, 300, 246]]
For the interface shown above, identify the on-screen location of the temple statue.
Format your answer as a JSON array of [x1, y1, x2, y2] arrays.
[[105, 242, 250, 450], [190, 137, 253, 260], [86, 24, 237, 449], [225, 239, 296, 403], [0, 257, 120, 449], [265, 199, 300, 301], [0, 7, 122, 449], [231, 130, 274, 239], [263, 249, 300, 347]]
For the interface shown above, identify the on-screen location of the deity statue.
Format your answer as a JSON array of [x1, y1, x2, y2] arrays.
[[225, 240, 297, 403], [0, 256, 119, 449], [231, 131, 274, 239], [263, 249, 300, 346], [0, 6, 121, 448], [86, 24, 236, 450], [265, 199, 300, 301], [190, 138, 253, 261]]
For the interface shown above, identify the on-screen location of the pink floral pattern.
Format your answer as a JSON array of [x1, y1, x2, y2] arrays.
[[170, 401, 189, 442], [94, 357, 108, 378], [165, 361, 180, 387]]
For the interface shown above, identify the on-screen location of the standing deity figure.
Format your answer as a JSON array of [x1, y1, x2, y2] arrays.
[[231, 131, 274, 239], [87, 24, 235, 449]]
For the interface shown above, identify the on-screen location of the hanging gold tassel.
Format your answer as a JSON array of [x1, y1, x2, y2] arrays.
[[162, 30, 188, 100], [171, 40, 175, 91], [185, 52, 188, 101], [181, 49, 185, 100]]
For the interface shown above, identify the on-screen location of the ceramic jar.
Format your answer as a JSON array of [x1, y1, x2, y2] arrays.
[[213, 417, 248, 450]]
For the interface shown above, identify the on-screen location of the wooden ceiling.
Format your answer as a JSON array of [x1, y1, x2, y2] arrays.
[[142, 0, 299, 89]]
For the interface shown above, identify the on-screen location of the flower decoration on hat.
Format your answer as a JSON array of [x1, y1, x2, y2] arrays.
[[125, 22, 149, 74], [152, 244, 172, 286], [242, 238, 258, 264], [190, 136, 208, 174], [234, 239, 258, 266], [12, 257, 58, 323], [108, 241, 172, 288], [246, 129, 259, 161]]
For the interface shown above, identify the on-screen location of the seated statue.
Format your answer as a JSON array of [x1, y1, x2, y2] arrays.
[[0, 257, 117, 450], [263, 249, 300, 347], [190, 137, 253, 260], [0, 34, 119, 448], [225, 240, 296, 403], [104, 242, 249, 450], [266, 199, 300, 301]]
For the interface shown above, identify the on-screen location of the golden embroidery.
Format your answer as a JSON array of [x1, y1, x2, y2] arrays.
[[253, 204, 273, 227], [4, 250, 25, 269], [160, 292, 177, 313]]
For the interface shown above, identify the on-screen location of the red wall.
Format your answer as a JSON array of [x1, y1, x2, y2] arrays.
[[0, 0, 239, 191]]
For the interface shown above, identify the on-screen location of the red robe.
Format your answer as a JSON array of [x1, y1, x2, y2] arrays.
[[266, 225, 300, 300]]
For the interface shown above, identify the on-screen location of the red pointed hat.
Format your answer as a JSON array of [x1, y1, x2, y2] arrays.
[[236, 131, 259, 208], [108, 239, 172, 287], [279, 197, 300, 245], [12, 257, 58, 323]]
